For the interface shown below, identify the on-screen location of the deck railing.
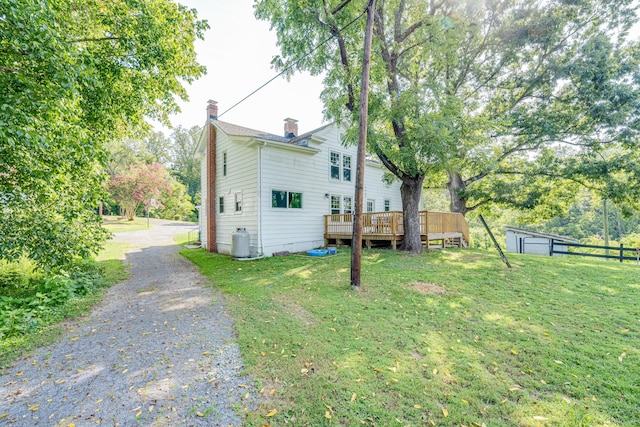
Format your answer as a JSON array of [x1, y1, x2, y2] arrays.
[[325, 210, 469, 244]]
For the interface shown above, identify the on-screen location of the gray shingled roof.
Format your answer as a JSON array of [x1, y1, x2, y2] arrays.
[[213, 119, 333, 146], [213, 120, 290, 143]]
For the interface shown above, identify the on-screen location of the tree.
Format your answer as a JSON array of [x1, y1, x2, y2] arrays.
[[1, 0, 206, 268], [109, 162, 172, 221], [255, 0, 640, 252], [153, 180, 196, 221], [170, 126, 202, 200]]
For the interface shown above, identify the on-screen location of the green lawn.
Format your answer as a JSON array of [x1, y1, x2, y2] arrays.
[[182, 248, 640, 427], [102, 215, 152, 232]]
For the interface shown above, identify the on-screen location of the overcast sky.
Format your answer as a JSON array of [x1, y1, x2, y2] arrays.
[[159, 0, 326, 137]]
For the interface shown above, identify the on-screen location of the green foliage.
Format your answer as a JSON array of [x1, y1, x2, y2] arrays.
[[109, 162, 172, 220], [0, 246, 128, 367], [184, 248, 640, 426], [0, 0, 207, 269], [152, 180, 196, 221], [255, 0, 640, 222], [0, 261, 107, 340], [169, 125, 202, 200]]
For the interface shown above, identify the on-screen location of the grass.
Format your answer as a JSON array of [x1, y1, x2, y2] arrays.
[[0, 241, 129, 369], [102, 215, 152, 232], [181, 248, 640, 427]]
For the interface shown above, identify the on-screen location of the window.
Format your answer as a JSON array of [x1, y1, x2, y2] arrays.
[[343, 155, 351, 181], [223, 151, 227, 176], [367, 199, 375, 212], [219, 196, 224, 214], [234, 192, 242, 212], [330, 151, 351, 182], [272, 190, 302, 209], [330, 195, 341, 214], [384, 199, 390, 212], [330, 151, 340, 180], [343, 196, 353, 214]]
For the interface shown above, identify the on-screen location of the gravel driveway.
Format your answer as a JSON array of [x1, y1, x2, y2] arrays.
[[1, 219, 252, 426]]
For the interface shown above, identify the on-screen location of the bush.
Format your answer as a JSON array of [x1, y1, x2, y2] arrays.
[[0, 260, 108, 340]]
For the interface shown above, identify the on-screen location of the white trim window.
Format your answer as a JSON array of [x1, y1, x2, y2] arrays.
[[329, 151, 352, 182], [219, 196, 225, 214], [272, 190, 303, 209], [342, 155, 351, 181], [343, 196, 353, 214], [330, 195, 341, 214], [223, 151, 227, 177], [366, 199, 375, 212], [384, 199, 390, 212], [234, 191, 242, 212]]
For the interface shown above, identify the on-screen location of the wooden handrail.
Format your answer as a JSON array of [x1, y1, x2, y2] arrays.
[[325, 210, 470, 244]]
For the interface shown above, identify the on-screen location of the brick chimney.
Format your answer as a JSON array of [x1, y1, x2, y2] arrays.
[[206, 100, 218, 253], [284, 118, 298, 138], [207, 100, 218, 120]]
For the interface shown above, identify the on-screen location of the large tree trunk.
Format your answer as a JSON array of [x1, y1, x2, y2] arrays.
[[399, 176, 425, 253], [447, 170, 469, 216]]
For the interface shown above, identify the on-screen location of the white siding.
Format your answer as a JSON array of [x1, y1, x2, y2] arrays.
[[215, 131, 259, 255], [506, 230, 569, 257], [259, 125, 402, 256]]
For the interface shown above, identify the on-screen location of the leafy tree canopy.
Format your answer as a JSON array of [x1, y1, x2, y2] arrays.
[[0, 0, 207, 269], [255, 0, 640, 251]]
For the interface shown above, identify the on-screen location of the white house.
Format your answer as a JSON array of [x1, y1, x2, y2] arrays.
[[505, 227, 578, 256], [197, 100, 402, 257]]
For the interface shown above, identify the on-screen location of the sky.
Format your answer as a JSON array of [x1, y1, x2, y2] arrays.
[[159, 0, 327, 137]]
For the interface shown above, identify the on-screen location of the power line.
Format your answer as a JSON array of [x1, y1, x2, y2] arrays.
[[218, 8, 367, 119]]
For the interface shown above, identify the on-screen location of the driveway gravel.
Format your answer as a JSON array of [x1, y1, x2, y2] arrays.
[[1, 219, 252, 426]]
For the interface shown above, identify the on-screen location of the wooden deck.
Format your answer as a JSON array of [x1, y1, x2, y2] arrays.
[[324, 211, 470, 249]]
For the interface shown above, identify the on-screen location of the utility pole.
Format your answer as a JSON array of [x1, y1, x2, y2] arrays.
[[350, 0, 376, 289]]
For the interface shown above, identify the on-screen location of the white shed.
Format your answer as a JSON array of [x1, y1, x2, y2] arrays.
[[505, 227, 578, 257]]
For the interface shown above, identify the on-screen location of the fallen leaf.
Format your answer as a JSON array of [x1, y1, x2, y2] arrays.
[[28, 405, 39, 411], [15, 372, 23, 377], [540, 379, 547, 384], [266, 409, 277, 417], [414, 404, 421, 409], [351, 393, 357, 402], [533, 416, 549, 421], [324, 411, 332, 419], [196, 412, 204, 417], [122, 369, 128, 374], [511, 349, 517, 355], [269, 389, 276, 395], [442, 408, 448, 417], [620, 329, 629, 333]]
